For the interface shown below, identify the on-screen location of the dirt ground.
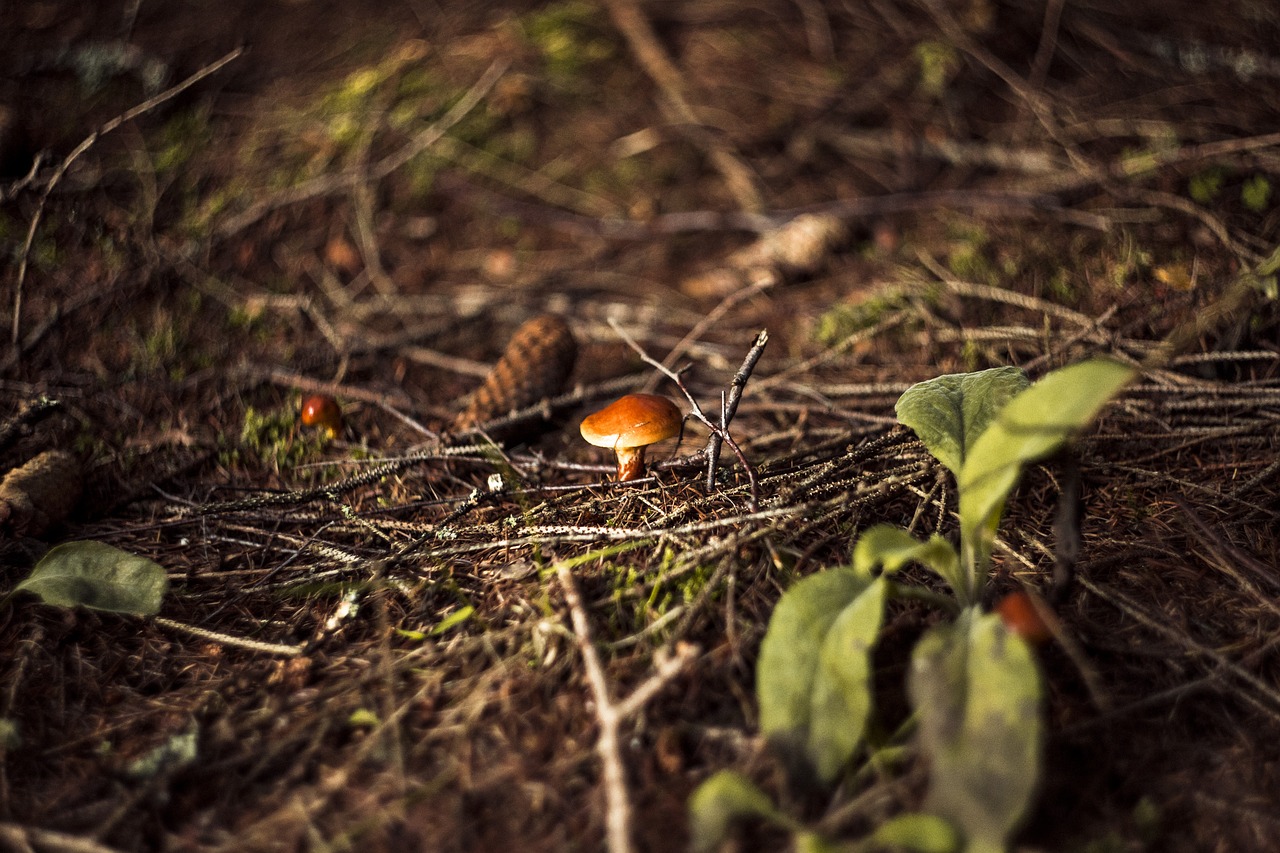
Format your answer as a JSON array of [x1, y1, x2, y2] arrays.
[[2, 1, 1280, 850]]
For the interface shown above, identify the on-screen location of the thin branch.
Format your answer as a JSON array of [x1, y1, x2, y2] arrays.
[[555, 555, 696, 853], [213, 58, 509, 238], [8, 46, 245, 348], [0, 823, 127, 853], [706, 330, 768, 490], [152, 617, 304, 657], [607, 319, 762, 508], [602, 0, 763, 212]]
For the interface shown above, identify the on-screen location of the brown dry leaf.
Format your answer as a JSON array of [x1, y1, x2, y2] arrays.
[[0, 450, 82, 538], [453, 314, 578, 432]]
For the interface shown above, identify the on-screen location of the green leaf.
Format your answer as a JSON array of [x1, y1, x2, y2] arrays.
[[852, 525, 963, 599], [757, 568, 870, 738], [14, 541, 169, 615], [958, 359, 1133, 577], [794, 831, 841, 853], [431, 604, 475, 635], [808, 577, 887, 782], [896, 367, 1029, 475], [908, 609, 1042, 853], [688, 770, 788, 853], [865, 813, 960, 853]]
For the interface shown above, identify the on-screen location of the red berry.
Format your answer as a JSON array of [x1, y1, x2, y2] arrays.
[[300, 394, 341, 439], [995, 591, 1052, 644]]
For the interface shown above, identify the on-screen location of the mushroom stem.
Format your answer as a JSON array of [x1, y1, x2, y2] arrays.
[[615, 446, 646, 481]]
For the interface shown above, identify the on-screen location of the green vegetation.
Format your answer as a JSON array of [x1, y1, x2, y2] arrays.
[[690, 360, 1134, 852]]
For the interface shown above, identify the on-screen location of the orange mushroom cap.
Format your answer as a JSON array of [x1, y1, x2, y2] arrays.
[[580, 393, 682, 449], [580, 394, 682, 481]]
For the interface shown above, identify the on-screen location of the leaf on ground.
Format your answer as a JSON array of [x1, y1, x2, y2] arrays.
[[14, 541, 169, 615], [908, 609, 1042, 853], [688, 770, 787, 853], [895, 367, 1029, 475]]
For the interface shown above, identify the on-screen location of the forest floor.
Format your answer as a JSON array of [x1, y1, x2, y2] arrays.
[[2, 1, 1279, 850]]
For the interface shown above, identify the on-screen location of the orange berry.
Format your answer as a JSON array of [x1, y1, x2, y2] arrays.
[[995, 591, 1052, 644], [300, 394, 341, 439]]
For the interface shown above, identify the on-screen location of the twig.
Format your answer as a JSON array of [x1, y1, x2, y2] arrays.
[[213, 58, 509, 238], [0, 397, 62, 454], [440, 179, 1097, 237], [554, 555, 697, 853], [1077, 575, 1280, 712], [706, 330, 768, 491], [601, 0, 763, 212], [0, 823, 127, 853], [607, 319, 762, 509], [152, 617, 304, 657], [8, 46, 245, 349]]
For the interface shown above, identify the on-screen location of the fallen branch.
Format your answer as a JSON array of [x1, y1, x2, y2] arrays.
[[8, 46, 245, 348], [213, 58, 510, 239], [555, 554, 697, 853], [706, 330, 769, 491], [608, 319, 763, 509]]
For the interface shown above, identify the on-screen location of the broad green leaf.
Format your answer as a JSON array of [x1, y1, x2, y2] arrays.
[[958, 359, 1134, 576], [852, 524, 964, 601], [896, 367, 1029, 475], [14, 541, 168, 615], [758, 568, 870, 739], [865, 813, 960, 853], [688, 770, 789, 853], [908, 609, 1042, 853], [808, 577, 887, 782]]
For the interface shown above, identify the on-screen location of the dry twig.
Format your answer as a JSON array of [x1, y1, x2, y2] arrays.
[[7, 46, 245, 349], [554, 554, 697, 853]]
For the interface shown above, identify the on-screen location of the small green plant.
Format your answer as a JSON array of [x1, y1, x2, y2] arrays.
[[690, 359, 1134, 853]]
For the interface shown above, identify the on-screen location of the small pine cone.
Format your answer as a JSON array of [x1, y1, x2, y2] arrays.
[[454, 314, 577, 432], [0, 450, 82, 538]]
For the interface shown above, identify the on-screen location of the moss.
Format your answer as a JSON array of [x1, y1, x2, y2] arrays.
[[1046, 268, 1076, 303], [521, 1, 615, 84], [1100, 233, 1153, 290], [238, 403, 327, 473], [1241, 174, 1272, 212], [913, 40, 960, 99], [153, 106, 213, 174], [814, 287, 914, 346], [945, 220, 996, 283], [1189, 167, 1226, 204]]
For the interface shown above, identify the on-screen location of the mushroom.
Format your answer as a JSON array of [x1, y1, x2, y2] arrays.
[[300, 394, 342, 440], [579, 393, 682, 482]]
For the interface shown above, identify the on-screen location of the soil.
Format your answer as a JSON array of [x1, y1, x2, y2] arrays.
[[2, 1, 1279, 851]]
